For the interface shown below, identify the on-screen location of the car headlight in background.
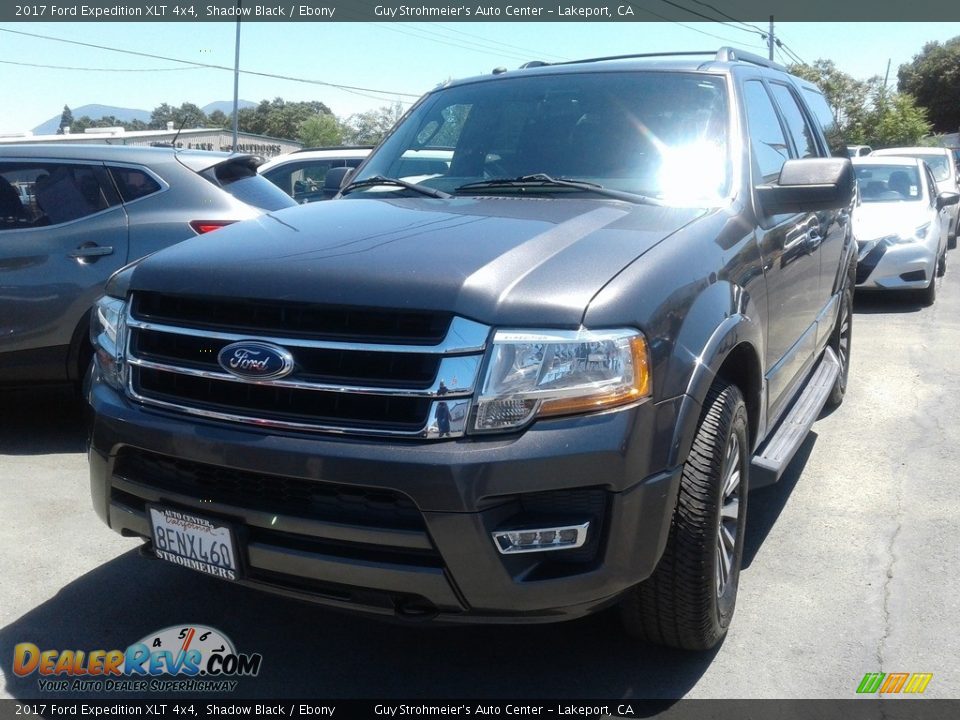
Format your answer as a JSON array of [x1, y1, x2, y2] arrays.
[[883, 224, 931, 244], [89, 295, 127, 389], [472, 328, 651, 432]]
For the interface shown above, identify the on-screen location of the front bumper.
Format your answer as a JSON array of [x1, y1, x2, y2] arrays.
[[88, 368, 683, 623], [855, 237, 937, 290]]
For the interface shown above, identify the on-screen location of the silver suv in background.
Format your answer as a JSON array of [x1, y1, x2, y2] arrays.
[[0, 144, 296, 387]]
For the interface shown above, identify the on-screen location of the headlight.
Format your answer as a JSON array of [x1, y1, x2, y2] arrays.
[[472, 328, 651, 432], [90, 295, 127, 389], [885, 224, 931, 244]]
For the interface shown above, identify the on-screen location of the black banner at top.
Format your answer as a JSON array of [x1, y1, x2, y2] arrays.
[[3, 0, 960, 22]]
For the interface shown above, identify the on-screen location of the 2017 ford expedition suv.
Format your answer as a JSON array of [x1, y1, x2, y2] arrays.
[[87, 48, 856, 650]]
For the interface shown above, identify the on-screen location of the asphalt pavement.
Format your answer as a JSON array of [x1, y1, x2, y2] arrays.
[[1, 264, 958, 701]]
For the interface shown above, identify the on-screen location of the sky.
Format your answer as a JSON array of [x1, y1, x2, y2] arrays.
[[2, 21, 959, 133]]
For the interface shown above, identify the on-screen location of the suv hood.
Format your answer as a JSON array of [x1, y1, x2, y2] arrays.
[[130, 197, 704, 327]]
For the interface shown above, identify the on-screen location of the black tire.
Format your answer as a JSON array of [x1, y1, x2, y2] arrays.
[[620, 381, 749, 650], [938, 249, 947, 278], [825, 287, 852, 409], [950, 235, 957, 251], [920, 272, 936, 306]]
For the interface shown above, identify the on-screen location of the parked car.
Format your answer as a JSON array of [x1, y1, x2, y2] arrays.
[[258, 146, 372, 203], [0, 144, 296, 387], [846, 145, 873, 157], [852, 156, 958, 305], [87, 48, 856, 650], [872, 146, 960, 248]]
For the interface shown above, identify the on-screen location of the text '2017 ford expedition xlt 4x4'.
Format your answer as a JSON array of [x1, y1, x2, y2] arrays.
[[87, 48, 855, 650]]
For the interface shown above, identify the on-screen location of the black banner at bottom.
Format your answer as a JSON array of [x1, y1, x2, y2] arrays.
[[1, 700, 960, 720]]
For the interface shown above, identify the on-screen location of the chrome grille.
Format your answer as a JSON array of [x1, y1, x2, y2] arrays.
[[124, 293, 489, 438]]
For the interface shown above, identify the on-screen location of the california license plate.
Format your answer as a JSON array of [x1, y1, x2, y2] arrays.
[[148, 506, 239, 581]]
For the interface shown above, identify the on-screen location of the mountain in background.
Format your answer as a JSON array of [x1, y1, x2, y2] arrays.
[[33, 105, 150, 135], [202, 100, 256, 116], [32, 100, 257, 135]]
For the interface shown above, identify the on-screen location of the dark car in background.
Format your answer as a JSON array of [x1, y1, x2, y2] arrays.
[[0, 144, 296, 387]]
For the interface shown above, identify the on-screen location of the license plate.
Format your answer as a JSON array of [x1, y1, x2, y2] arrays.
[[148, 505, 240, 581]]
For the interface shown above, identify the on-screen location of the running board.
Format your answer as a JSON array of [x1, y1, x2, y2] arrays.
[[750, 346, 840, 489]]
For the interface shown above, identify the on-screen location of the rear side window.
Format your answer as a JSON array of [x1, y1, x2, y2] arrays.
[[769, 84, 819, 159], [108, 166, 162, 202], [802, 88, 843, 157], [203, 160, 297, 211], [742, 80, 790, 182], [0, 162, 118, 230]]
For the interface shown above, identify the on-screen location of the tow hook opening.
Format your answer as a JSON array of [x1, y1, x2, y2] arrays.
[[394, 596, 439, 620]]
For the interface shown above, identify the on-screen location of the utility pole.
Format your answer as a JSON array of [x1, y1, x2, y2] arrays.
[[768, 16, 775, 62], [231, 1, 241, 152], [883, 58, 891, 89]]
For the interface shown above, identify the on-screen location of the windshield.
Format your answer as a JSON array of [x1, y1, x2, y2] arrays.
[[907, 154, 950, 182], [855, 165, 924, 203], [352, 71, 731, 206]]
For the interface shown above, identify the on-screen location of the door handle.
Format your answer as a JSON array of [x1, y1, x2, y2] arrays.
[[69, 244, 114, 259]]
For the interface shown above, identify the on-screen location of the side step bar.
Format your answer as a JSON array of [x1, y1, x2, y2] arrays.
[[750, 346, 840, 489]]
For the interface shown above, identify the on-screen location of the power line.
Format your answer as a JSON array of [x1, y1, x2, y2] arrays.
[[0, 28, 421, 101], [434, 24, 570, 62], [0, 58, 205, 73], [684, 0, 768, 36]]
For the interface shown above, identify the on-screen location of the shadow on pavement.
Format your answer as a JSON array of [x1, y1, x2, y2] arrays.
[[852, 290, 926, 314], [1, 548, 719, 702], [742, 433, 816, 569], [0, 386, 86, 456]]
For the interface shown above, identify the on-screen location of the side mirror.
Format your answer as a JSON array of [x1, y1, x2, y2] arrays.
[[936, 191, 960, 210], [757, 158, 855, 215], [323, 167, 355, 197]]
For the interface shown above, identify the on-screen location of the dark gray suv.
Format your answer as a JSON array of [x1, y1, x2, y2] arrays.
[[0, 144, 295, 387], [86, 49, 856, 650]]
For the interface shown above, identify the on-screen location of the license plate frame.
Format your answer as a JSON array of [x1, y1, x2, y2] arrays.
[[147, 504, 241, 582]]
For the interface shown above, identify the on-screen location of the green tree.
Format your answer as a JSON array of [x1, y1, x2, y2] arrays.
[[149, 102, 209, 130], [863, 91, 932, 148], [898, 38, 960, 134], [57, 105, 73, 134], [298, 113, 344, 147], [341, 103, 404, 145], [208, 110, 229, 128], [236, 98, 333, 140]]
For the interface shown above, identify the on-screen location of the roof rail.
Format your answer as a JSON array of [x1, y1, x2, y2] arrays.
[[557, 51, 715, 67], [544, 48, 788, 72], [715, 47, 787, 72]]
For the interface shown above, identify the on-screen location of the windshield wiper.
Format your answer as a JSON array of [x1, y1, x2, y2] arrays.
[[340, 175, 451, 199], [455, 173, 664, 206]]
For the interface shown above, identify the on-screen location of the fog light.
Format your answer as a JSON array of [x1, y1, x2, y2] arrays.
[[492, 522, 589, 554]]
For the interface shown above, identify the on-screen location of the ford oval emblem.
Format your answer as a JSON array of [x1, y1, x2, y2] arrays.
[[217, 341, 295, 381]]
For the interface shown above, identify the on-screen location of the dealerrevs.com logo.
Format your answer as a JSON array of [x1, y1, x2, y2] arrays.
[[13, 625, 262, 693]]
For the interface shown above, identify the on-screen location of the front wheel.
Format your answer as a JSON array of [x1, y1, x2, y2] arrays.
[[620, 381, 749, 650]]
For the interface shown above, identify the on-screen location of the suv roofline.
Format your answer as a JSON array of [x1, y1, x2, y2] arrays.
[[442, 46, 798, 93], [546, 47, 787, 73], [292, 145, 374, 154]]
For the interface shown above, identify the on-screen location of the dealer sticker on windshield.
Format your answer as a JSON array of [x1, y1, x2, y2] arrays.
[[148, 506, 239, 581]]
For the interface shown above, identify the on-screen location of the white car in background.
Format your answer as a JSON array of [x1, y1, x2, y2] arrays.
[[852, 156, 958, 305], [258, 146, 372, 203], [872, 146, 960, 248]]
